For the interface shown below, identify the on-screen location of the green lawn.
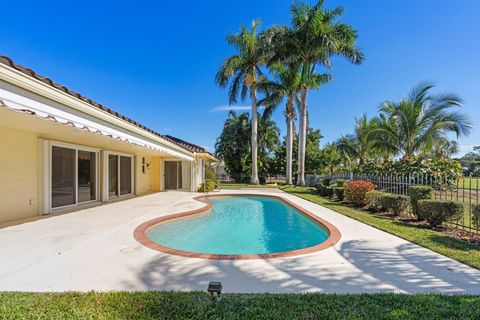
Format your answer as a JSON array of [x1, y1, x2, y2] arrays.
[[282, 186, 480, 270], [459, 177, 480, 189], [1, 292, 480, 319]]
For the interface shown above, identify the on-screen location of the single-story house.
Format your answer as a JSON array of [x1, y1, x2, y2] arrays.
[[0, 55, 217, 225]]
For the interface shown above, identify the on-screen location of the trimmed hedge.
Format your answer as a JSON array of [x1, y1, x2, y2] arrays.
[[365, 190, 386, 212], [325, 186, 334, 198], [409, 186, 433, 219], [344, 180, 376, 206], [331, 179, 346, 187], [381, 194, 411, 216], [321, 178, 331, 187], [472, 204, 480, 230], [333, 187, 345, 201], [418, 199, 464, 227], [315, 184, 326, 196]]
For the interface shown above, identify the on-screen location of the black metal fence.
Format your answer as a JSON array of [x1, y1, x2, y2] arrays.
[[313, 173, 480, 234]]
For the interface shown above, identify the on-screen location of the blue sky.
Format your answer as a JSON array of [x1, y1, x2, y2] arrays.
[[2, 0, 479, 155]]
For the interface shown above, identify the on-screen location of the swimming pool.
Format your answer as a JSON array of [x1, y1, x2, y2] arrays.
[[134, 195, 340, 259]]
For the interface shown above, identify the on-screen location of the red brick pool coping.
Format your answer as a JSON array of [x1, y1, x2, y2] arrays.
[[133, 194, 341, 260]]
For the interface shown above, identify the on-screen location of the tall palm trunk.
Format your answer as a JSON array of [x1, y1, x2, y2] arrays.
[[297, 86, 308, 186], [250, 88, 260, 185], [285, 97, 294, 185]]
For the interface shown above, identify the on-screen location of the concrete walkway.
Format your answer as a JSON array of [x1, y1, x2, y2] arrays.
[[1, 189, 479, 294]]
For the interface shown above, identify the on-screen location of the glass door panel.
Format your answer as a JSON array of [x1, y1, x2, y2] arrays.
[[120, 156, 132, 195], [51, 146, 76, 208], [165, 161, 178, 190], [180, 161, 191, 189], [78, 151, 96, 203], [109, 154, 119, 197]]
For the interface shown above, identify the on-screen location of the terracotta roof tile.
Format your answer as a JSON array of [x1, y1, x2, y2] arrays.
[[0, 54, 207, 154]]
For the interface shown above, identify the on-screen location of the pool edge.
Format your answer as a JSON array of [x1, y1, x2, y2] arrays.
[[133, 193, 341, 260]]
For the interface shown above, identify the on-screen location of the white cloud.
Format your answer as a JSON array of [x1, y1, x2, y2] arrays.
[[210, 105, 265, 112], [457, 144, 475, 157], [211, 105, 252, 112], [164, 126, 174, 131]]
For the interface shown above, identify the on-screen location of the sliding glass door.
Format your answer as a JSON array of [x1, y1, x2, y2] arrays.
[[51, 145, 98, 209], [108, 153, 133, 198], [164, 160, 191, 190]]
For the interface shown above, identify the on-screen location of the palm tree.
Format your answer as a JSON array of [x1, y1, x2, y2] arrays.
[[320, 142, 341, 175], [215, 20, 266, 184], [336, 114, 375, 165], [257, 64, 301, 184], [269, 1, 364, 185], [369, 82, 472, 158], [421, 138, 460, 160]]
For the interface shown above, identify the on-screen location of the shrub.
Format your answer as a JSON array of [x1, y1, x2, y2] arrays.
[[409, 186, 433, 219], [472, 204, 480, 230], [381, 194, 411, 216], [331, 179, 346, 187], [333, 187, 345, 201], [418, 200, 464, 227], [321, 178, 331, 187], [365, 190, 386, 212], [240, 176, 250, 184], [198, 180, 216, 192], [315, 184, 326, 196], [325, 186, 334, 198], [259, 176, 267, 184], [205, 165, 217, 181], [344, 180, 376, 206], [353, 157, 462, 183]]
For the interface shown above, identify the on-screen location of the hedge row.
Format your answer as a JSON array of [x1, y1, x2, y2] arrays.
[[315, 180, 465, 228]]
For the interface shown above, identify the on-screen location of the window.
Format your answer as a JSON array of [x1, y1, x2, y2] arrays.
[[108, 153, 133, 198], [51, 144, 98, 209]]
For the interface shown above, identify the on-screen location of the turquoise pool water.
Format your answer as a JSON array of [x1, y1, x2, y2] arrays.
[[146, 196, 329, 255]]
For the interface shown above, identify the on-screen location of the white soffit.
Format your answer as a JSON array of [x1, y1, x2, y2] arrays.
[[0, 88, 193, 161]]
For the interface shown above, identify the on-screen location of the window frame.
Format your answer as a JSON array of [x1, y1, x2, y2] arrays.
[[48, 141, 100, 212], [106, 151, 134, 199]]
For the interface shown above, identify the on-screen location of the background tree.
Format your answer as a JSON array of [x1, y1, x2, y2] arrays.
[[369, 82, 472, 158], [272, 127, 324, 176], [215, 112, 279, 181], [216, 20, 266, 184], [420, 138, 459, 160], [458, 146, 480, 177], [215, 112, 251, 177], [320, 143, 341, 175]]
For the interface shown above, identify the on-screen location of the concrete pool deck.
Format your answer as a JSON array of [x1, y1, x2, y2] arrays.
[[0, 188, 479, 294]]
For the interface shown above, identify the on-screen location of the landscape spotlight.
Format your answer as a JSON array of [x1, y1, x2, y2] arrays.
[[207, 281, 222, 301]]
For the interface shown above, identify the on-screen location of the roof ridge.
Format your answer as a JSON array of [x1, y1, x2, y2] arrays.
[[0, 54, 204, 154]]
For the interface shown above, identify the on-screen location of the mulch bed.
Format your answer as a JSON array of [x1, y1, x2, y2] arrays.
[[339, 200, 480, 246], [440, 227, 480, 245]]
